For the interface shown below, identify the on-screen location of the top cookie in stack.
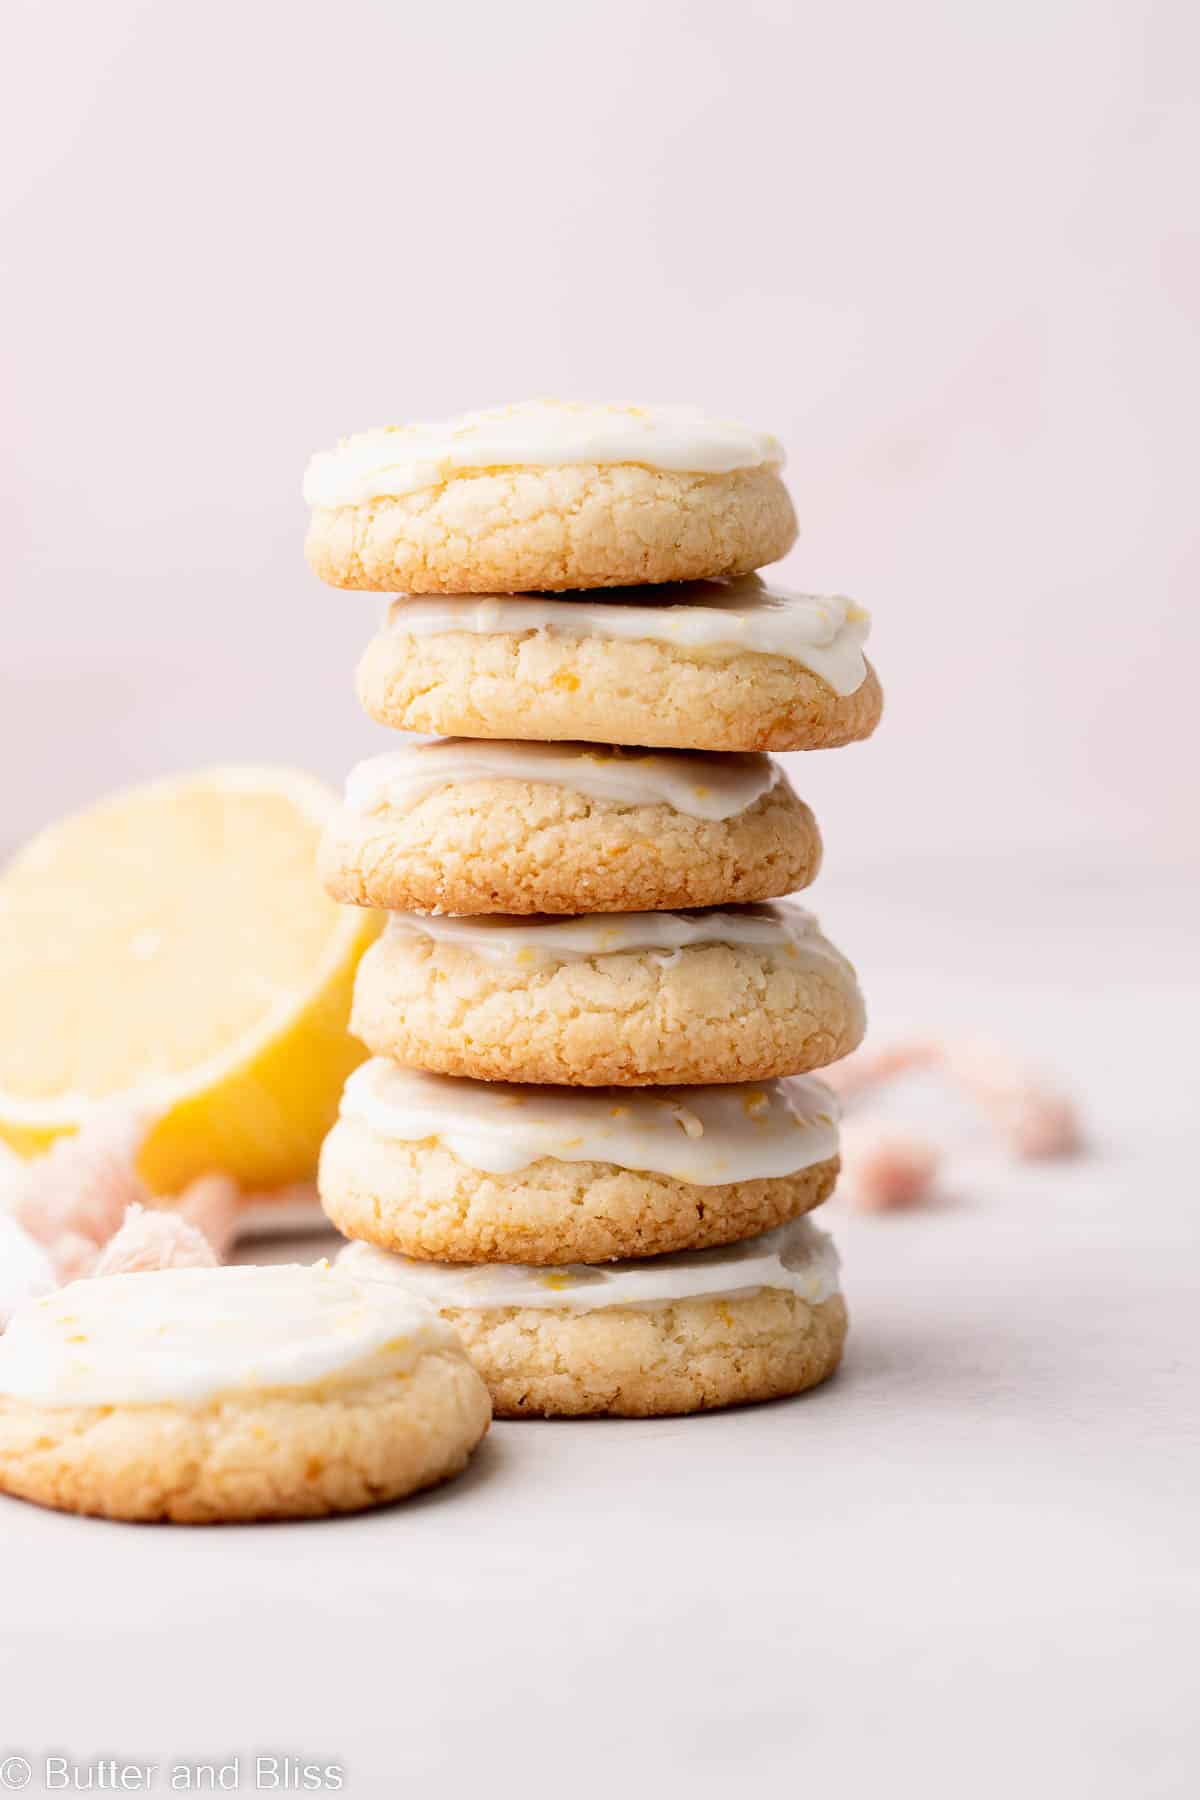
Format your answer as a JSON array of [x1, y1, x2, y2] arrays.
[[305, 399, 797, 593], [306, 401, 880, 1420]]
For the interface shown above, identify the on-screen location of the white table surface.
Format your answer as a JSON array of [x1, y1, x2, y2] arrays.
[[3, 853, 1197, 1799]]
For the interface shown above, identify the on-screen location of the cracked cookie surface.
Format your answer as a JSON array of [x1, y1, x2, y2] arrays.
[[319, 778, 821, 916], [319, 1117, 839, 1266], [0, 1352, 491, 1523], [350, 919, 865, 1085], [358, 626, 881, 752], [445, 1289, 848, 1417], [306, 464, 796, 593]]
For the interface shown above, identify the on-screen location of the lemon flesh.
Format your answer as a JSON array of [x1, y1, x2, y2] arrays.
[[0, 767, 378, 1192]]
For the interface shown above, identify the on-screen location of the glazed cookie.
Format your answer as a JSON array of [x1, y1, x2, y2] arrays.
[[0, 1264, 490, 1522], [358, 579, 882, 752], [319, 740, 821, 916], [338, 1216, 847, 1418], [318, 1060, 840, 1265], [351, 903, 865, 1086], [304, 402, 797, 593]]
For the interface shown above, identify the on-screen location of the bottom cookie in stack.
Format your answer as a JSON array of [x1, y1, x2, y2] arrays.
[[339, 1217, 846, 1419], [317, 1064, 846, 1417]]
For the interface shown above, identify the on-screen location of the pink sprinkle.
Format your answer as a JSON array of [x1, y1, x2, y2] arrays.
[[9, 1109, 149, 1255], [2, 1114, 244, 1287], [823, 1035, 1084, 1162], [942, 1040, 1084, 1158], [840, 1122, 941, 1212], [93, 1203, 219, 1275], [821, 1041, 940, 1100], [176, 1174, 243, 1259], [43, 1230, 104, 1284]]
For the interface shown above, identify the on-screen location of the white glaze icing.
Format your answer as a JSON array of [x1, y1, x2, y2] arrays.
[[381, 577, 869, 697], [382, 900, 853, 976], [0, 1263, 456, 1407], [338, 1060, 839, 1184], [337, 1216, 840, 1312], [0, 1214, 57, 1329], [344, 739, 780, 824], [304, 402, 783, 506]]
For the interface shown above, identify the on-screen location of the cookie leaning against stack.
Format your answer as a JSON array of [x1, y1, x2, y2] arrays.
[[0, 1264, 490, 1521], [307, 400, 881, 1417]]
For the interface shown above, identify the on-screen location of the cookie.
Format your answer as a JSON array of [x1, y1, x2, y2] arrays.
[[0, 1264, 490, 1522], [318, 1060, 840, 1264], [303, 402, 797, 593], [351, 902, 865, 1086], [358, 580, 882, 752], [319, 740, 821, 916], [338, 1216, 847, 1417]]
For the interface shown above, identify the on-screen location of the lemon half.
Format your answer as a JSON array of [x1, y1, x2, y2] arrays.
[[0, 766, 378, 1192]]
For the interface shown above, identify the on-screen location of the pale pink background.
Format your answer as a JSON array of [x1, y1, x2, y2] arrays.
[[2, 1, 1196, 872]]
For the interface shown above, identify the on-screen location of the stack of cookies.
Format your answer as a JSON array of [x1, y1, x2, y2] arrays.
[[304, 401, 882, 1418]]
